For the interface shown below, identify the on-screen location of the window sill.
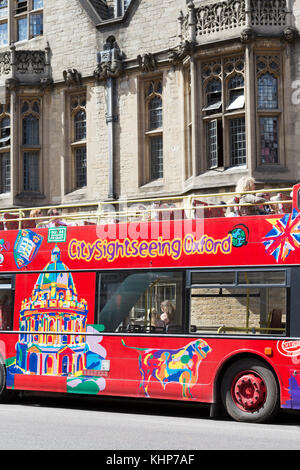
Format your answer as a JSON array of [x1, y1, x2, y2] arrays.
[[255, 165, 288, 173], [140, 178, 164, 189], [15, 191, 45, 200]]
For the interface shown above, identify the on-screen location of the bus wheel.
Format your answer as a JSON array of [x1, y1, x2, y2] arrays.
[[221, 358, 279, 423], [0, 362, 10, 402]]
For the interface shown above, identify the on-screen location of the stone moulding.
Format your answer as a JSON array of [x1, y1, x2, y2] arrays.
[[0, 43, 52, 88], [195, 0, 246, 37], [181, 0, 291, 43]]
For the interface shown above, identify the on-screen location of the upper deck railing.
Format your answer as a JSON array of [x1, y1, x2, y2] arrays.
[[0, 186, 293, 230]]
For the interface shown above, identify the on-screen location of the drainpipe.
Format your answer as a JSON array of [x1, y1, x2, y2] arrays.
[[97, 38, 123, 200], [106, 76, 115, 199]]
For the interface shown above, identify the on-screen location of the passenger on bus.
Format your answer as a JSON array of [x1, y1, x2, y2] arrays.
[[236, 177, 267, 216], [47, 208, 66, 227], [30, 209, 44, 227], [156, 300, 176, 330], [226, 177, 267, 216], [150, 308, 160, 327]]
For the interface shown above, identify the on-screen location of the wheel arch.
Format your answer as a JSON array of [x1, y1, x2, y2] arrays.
[[212, 352, 281, 412]]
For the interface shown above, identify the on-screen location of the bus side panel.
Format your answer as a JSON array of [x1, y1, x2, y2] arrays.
[[6, 270, 97, 393], [80, 335, 297, 409]]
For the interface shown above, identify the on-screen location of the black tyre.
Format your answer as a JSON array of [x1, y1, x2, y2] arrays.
[[0, 361, 10, 402], [221, 358, 279, 423]]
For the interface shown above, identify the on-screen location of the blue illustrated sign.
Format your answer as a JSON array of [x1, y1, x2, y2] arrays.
[[14, 230, 43, 269]]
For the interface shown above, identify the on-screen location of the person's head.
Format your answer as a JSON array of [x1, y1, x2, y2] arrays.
[[30, 209, 42, 219], [235, 176, 255, 194], [47, 208, 60, 217], [160, 300, 175, 323]]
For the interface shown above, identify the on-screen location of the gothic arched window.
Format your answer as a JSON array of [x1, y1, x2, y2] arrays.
[[21, 99, 41, 192], [256, 56, 281, 165], [71, 94, 87, 189], [145, 79, 163, 181]]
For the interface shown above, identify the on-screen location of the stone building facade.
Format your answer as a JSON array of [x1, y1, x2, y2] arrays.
[[0, 0, 299, 209]]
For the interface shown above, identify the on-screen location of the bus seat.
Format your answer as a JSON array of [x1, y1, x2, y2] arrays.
[[206, 206, 226, 218], [267, 308, 284, 331], [193, 200, 225, 218], [278, 193, 292, 213], [22, 219, 36, 229], [193, 200, 209, 218], [270, 193, 292, 214], [3, 213, 19, 230]]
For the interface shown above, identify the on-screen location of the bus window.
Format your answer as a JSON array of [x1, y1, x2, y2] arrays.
[[189, 270, 287, 335], [96, 271, 183, 333], [0, 276, 14, 331]]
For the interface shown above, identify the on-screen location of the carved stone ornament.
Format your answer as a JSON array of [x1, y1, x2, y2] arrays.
[[240, 27, 256, 43], [168, 40, 195, 65], [0, 52, 11, 76], [283, 27, 299, 43], [16, 50, 46, 75], [40, 77, 54, 90], [137, 53, 157, 73], [5, 78, 19, 91], [94, 37, 124, 82], [63, 68, 82, 87]]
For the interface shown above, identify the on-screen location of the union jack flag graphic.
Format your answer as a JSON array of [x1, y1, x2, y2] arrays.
[[262, 209, 300, 262]]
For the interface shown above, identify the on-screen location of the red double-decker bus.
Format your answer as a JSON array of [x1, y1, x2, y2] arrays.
[[0, 184, 299, 423]]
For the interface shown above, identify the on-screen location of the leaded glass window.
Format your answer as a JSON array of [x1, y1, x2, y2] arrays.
[[75, 147, 87, 188], [0, 20, 7, 45], [17, 17, 27, 41], [23, 114, 39, 145], [203, 79, 222, 113], [150, 135, 163, 180], [71, 94, 87, 189], [149, 96, 162, 130], [202, 56, 246, 170], [258, 73, 278, 109], [21, 99, 41, 192], [23, 151, 39, 191], [0, 115, 10, 147], [256, 56, 281, 165], [15, 0, 43, 41], [260, 117, 279, 164], [74, 109, 86, 141], [230, 118, 246, 166], [0, 0, 8, 18], [0, 152, 10, 193], [207, 120, 218, 168], [227, 74, 245, 111], [0, 105, 10, 194], [30, 11, 43, 37], [145, 79, 163, 182]]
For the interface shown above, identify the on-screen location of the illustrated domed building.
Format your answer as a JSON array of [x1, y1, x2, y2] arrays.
[[16, 245, 89, 376]]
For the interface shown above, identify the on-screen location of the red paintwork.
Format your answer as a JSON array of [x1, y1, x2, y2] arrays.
[[1, 184, 300, 411]]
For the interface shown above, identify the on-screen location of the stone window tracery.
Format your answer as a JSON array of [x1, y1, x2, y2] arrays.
[[201, 56, 246, 170], [71, 94, 87, 189], [21, 98, 41, 192], [144, 79, 163, 182], [0, 103, 10, 194], [256, 55, 281, 165]]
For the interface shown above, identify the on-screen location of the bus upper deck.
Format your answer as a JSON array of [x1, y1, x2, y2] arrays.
[[0, 185, 294, 230]]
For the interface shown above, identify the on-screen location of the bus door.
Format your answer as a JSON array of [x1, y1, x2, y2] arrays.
[[0, 275, 15, 365], [0, 275, 14, 332]]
